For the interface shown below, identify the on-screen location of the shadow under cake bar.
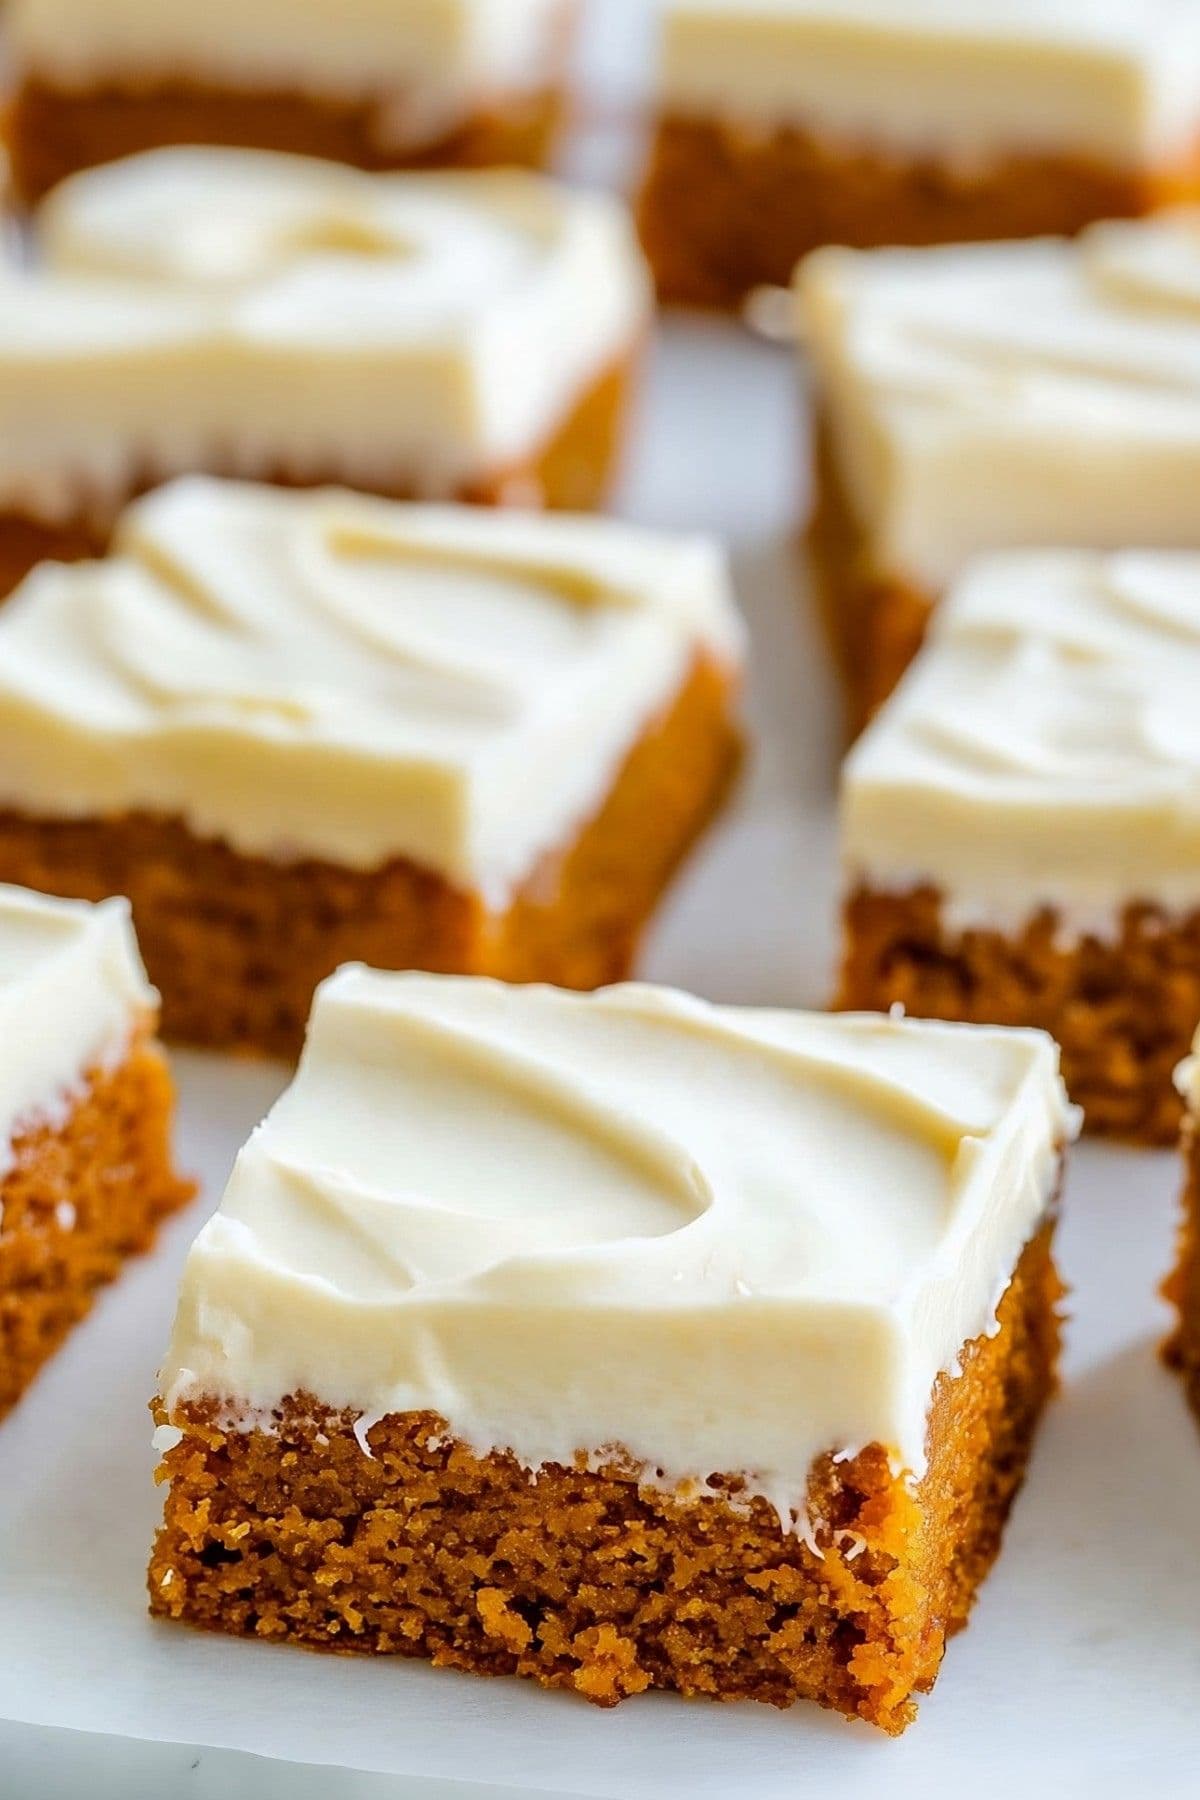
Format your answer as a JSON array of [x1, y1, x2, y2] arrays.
[[4, 0, 578, 204], [0, 883, 191, 1422], [0, 146, 651, 597], [837, 548, 1200, 1145], [0, 476, 743, 1057], [638, 0, 1200, 310], [149, 972, 1074, 1735], [1165, 1036, 1200, 1425], [798, 207, 1200, 733]]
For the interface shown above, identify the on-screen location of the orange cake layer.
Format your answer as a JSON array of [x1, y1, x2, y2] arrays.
[[149, 1213, 1060, 1736], [1165, 1125, 1200, 1428], [0, 348, 639, 601], [0, 1025, 193, 1420], [807, 411, 935, 740], [637, 114, 1200, 311], [6, 81, 567, 205], [839, 887, 1200, 1146], [0, 655, 740, 1059]]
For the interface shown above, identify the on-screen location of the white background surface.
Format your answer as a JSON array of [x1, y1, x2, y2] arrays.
[[4, 6, 1200, 1796]]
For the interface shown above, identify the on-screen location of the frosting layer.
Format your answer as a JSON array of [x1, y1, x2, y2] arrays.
[[161, 973, 1073, 1520], [0, 477, 741, 894], [844, 549, 1200, 931], [0, 884, 153, 1170], [0, 148, 650, 521], [800, 210, 1200, 593], [9, 0, 568, 126], [660, 0, 1200, 163]]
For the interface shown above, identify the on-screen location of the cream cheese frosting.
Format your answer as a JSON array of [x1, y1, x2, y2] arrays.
[[0, 476, 741, 897], [0, 885, 154, 1172], [160, 972, 1074, 1523], [660, 0, 1200, 164], [9, 0, 569, 139], [843, 549, 1200, 934], [0, 148, 650, 524], [800, 209, 1200, 596]]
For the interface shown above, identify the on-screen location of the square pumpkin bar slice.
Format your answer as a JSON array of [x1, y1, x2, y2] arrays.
[[5, 0, 578, 204], [838, 547, 1200, 1144], [640, 0, 1200, 309], [0, 884, 192, 1421], [0, 146, 651, 595], [0, 477, 743, 1055], [798, 207, 1200, 731], [150, 972, 1073, 1734]]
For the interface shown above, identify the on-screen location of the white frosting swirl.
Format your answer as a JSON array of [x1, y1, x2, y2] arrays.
[[800, 209, 1200, 594], [0, 149, 651, 521], [0, 477, 742, 896], [844, 548, 1200, 933]]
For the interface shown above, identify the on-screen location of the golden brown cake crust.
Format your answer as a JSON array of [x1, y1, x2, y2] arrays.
[[806, 408, 935, 739], [0, 1023, 193, 1420], [1164, 1124, 1200, 1424], [5, 68, 571, 206], [0, 347, 641, 600], [148, 1214, 1060, 1736], [638, 111, 1200, 310], [839, 884, 1200, 1145], [0, 653, 740, 1058]]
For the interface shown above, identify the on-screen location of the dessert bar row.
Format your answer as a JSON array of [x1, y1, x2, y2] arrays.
[[4, 140, 1200, 1139], [5, 877, 1198, 1734], [4, 0, 1200, 301]]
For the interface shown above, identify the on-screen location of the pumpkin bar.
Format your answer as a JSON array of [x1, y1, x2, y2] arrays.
[[0, 146, 651, 596], [0, 476, 743, 1056], [5, 0, 578, 203], [0, 883, 192, 1421], [838, 547, 1200, 1144], [799, 207, 1200, 732], [150, 972, 1073, 1734], [639, 0, 1200, 311]]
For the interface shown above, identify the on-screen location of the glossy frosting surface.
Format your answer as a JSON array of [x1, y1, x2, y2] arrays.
[[0, 477, 740, 893], [800, 210, 1200, 592], [162, 973, 1073, 1520], [661, 0, 1200, 161], [0, 885, 153, 1169], [0, 148, 649, 520], [844, 549, 1200, 930]]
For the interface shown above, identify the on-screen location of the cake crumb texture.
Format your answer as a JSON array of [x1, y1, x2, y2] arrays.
[[840, 887, 1200, 1146], [638, 115, 1200, 310], [0, 1027, 193, 1420], [149, 1218, 1059, 1735]]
